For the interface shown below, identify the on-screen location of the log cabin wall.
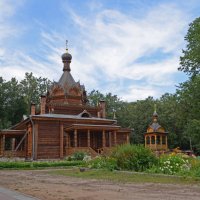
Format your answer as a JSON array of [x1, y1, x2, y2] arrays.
[[116, 132, 128, 145], [37, 120, 60, 159], [49, 105, 98, 117]]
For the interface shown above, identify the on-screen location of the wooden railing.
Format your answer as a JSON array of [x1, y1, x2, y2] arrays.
[[3, 150, 26, 158]]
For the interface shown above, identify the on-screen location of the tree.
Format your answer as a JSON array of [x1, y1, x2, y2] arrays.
[[88, 90, 124, 119], [117, 97, 155, 144], [20, 72, 52, 114], [179, 17, 200, 76], [157, 93, 179, 149], [0, 73, 52, 129], [176, 75, 200, 153], [0, 77, 26, 129]]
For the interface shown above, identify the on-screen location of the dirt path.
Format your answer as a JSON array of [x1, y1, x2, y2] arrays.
[[0, 169, 200, 200]]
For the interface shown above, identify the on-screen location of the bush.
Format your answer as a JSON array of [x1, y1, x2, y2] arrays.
[[189, 158, 200, 177], [112, 144, 157, 171], [0, 160, 83, 169], [149, 154, 191, 175], [87, 156, 118, 171], [70, 152, 87, 161], [0, 161, 31, 169]]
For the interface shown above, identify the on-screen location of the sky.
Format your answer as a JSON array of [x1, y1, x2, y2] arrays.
[[0, 0, 200, 102]]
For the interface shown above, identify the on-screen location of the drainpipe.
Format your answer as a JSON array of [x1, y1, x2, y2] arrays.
[[30, 116, 35, 160]]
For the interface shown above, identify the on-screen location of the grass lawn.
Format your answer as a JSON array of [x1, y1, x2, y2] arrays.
[[48, 168, 200, 185]]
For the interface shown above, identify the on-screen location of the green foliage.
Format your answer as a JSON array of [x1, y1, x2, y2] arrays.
[[187, 158, 200, 177], [148, 155, 200, 178], [0, 160, 83, 169], [88, 90, 124, 119], [87, 156, 118, 171], [0, 73, 51, 129], [158, 154, 190, 175], [20, 72, 52, 114], [176, 75, 200, 152], [179, 17, 200, 76], [70, 152, 87, 161], [112, 144, 158, 171], [0, 161, 31, 169]]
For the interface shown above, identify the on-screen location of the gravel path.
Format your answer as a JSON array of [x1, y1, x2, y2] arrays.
[[0, 169, 200, 200]]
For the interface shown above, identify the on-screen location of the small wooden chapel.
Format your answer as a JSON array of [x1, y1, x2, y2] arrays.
[[144, 107, 168, 151], [0, 47, 131, 159]]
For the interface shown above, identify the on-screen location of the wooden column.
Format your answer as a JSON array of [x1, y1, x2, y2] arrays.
[[150, 135, 152, 148], [126, 133, 130, 144], [11, 138, 15, 151], [155, 135, 157, 150], [102, 130, 106, 147], [160, 135, 163, 148], [0, 136, 2, 155], [34, 123, 38, 160], [114, 131, 117, 146], [165, 136, 168, 150], [60, 124, 64, 158], [109, 132, 111, 147], [66, 132, 69, 148], [87, 130, 90, 147], [0, 135, 5, 156], [74, 129, 77, 147]]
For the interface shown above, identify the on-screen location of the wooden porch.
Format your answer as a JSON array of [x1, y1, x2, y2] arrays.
[[63, 124, 129, 157], [0, 130, 27, 158]]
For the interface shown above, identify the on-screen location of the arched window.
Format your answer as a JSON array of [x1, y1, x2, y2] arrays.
[[147, 136, 150, 144], [81, 113, 90, 118], [78, 110, 92, 118], [157, 136, 160, 144], [151, 136, 155, 144]]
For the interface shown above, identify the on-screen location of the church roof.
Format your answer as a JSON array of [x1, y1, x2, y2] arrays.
[[150, 122, 161, 131], [58, 70, 76, 88], [144, 107, 168, 135]]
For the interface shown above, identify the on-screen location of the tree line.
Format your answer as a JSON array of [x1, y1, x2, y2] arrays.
[[0, 17, 200, 153]]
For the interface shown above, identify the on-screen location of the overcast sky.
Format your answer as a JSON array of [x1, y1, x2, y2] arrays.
[[0, 0, 200, 101]]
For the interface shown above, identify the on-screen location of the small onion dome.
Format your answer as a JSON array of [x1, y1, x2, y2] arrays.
[[153, 111, 158, 117], [61, 52, 72, 62]]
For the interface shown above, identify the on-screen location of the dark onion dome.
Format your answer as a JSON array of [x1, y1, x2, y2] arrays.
[[61, 52, 72, 62], [61, 50, 72, 71]]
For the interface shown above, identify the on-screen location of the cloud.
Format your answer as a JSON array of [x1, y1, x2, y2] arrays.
[[0, 1, 191, 102], [63, 3, 188, 100], [0, 0, 25, 77], [122, 85, 159, 101]]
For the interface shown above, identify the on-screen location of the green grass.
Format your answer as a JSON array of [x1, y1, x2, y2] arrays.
[[48, 168, 200, 185]]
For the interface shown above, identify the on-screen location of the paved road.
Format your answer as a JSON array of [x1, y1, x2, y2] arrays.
[[0, 187, 39, 200]]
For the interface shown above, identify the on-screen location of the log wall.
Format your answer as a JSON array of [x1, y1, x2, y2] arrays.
[[37, 121, 60, 159], [116, 132, 128, 145]]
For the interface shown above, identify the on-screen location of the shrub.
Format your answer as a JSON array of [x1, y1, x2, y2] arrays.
[[71, 152, 87, 161], [0, 161, 31, 169], [0, 160, 83, 169], [153, 154, 191, 175], [112, 144, 157, 171], [189, 158, 200, 177], [87, 156, 118, 171]]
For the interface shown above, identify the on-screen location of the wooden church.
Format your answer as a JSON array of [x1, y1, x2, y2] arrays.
[[0, 48, 131, 159]]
